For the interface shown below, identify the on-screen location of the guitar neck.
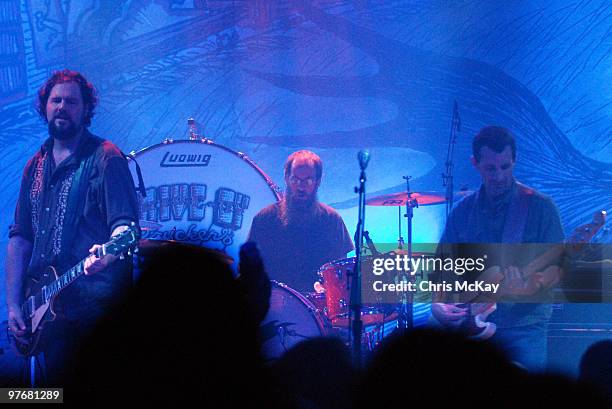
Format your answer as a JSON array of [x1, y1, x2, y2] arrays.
[[41, 241, 112, 305], [21, 225, 138, 324], [523, 211, 606, 277], [45, 255, 92, 301], [22, 254, 91, 319], [522, 244, 565, 278]]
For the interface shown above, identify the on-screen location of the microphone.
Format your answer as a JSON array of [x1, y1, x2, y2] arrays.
[[358, 149, 370, 170]]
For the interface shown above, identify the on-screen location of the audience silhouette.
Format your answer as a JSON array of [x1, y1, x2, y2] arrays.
[[65, 241, 270, 408], [580, 340, 612, 406], [16, 240, 609, 409]]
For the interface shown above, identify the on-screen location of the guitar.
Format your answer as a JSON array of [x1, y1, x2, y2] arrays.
[[437, 210, 607, 340], [9, 225, 139, 356]]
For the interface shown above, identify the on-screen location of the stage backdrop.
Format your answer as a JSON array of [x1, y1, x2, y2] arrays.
[[0, 1, 610, 321]]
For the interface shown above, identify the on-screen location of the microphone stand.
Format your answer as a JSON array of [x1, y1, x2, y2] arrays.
[[442, 101, 461, 219], [351, 154, 368, 369]]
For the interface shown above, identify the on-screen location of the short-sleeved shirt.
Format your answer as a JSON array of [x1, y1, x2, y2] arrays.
[[9, 131, 139, 319], [248, 201, 354, 292], [438, 180, 565, 328]]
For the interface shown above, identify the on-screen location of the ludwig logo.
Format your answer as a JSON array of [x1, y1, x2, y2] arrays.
[[160, 151, 211, 167]]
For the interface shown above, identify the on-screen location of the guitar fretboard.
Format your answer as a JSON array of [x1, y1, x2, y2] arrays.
[[22, 226, 138, 318], [45, 259, 87, 303]]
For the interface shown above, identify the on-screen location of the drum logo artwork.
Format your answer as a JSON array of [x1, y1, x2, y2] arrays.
[[129, 141, 280, 261], [139, 183, 250, 248], [159, 151, 211, 167]]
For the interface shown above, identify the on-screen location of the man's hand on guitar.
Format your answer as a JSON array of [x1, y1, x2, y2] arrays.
[[7, 304, 27, 338], [431, 303, 468, 326], [84, 245, 118, 275], [499, 266, 542, 297], [84, 225, 129, 275]]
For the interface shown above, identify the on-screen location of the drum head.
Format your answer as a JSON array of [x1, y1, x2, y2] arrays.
[[129, 140, 280, 265], [260, 281, 328, 360]]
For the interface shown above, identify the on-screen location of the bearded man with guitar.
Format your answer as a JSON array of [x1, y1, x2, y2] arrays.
[[431, 126, 567, 372], [6, 70, 139, 384]]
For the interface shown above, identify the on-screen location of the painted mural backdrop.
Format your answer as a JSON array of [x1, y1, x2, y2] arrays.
[[0, 0, 610, 317]]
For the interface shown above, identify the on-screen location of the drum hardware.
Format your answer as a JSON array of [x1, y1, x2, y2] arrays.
[[221, 149, 282, 197], [305, 291, 326, 312], [397, 206, 405, 250], [329, 311, 399, 353], [187, 117, 213, 143], [260, 281, 330, 361], [313, 281, 325, 294], [374, 176, 420, 333], [306, 281, 400, 353], [362, 317, 399, 351], [361, 177, 433, 332], [363, 231, 380, 256], [187, 117, 198, 140]]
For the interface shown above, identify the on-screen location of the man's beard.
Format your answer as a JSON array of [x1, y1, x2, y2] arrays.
[[280, 187, 318, 225], [48, 118, 80, 141]]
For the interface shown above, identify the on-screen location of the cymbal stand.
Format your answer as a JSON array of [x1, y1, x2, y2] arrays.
[[397, 206, 404, 249], [397, 176, 418, 332]]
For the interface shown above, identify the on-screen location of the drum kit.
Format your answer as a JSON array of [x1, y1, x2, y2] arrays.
[[128, 121, 466, 361]]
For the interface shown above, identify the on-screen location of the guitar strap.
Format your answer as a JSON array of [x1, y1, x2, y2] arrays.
[[502, 182, 531, 244], [499, 182, 531, 268], [60, 136, 102, 256]]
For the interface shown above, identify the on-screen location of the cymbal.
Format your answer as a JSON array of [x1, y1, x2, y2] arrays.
[[365, 190, 473, 207]]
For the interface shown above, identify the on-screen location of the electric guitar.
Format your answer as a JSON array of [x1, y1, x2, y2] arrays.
[[9, 225, 139, 356], [438, 210, 607, 340]]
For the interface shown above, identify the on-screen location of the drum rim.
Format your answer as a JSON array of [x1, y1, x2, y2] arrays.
[[317, 251, 438, 276], [127, 138, 282, 201], [269, 280, 330, 333], [317, 257, 356, 276]]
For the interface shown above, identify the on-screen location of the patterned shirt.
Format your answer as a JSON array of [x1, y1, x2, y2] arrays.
[[9, 131, 139, 318]]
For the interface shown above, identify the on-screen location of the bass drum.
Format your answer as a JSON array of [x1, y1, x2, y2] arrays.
[[260, 281, 329, 361], [128, 139, 281, 266]]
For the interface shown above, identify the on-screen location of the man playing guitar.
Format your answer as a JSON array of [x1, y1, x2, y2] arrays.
[[431, 126, 565, 372], [6, 70, 139, 384]]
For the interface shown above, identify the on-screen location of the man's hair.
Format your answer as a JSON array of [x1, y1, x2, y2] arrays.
[[472, 126, 516, 163], [37, 69, 98, 127], [284, 150, 323, 181]]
